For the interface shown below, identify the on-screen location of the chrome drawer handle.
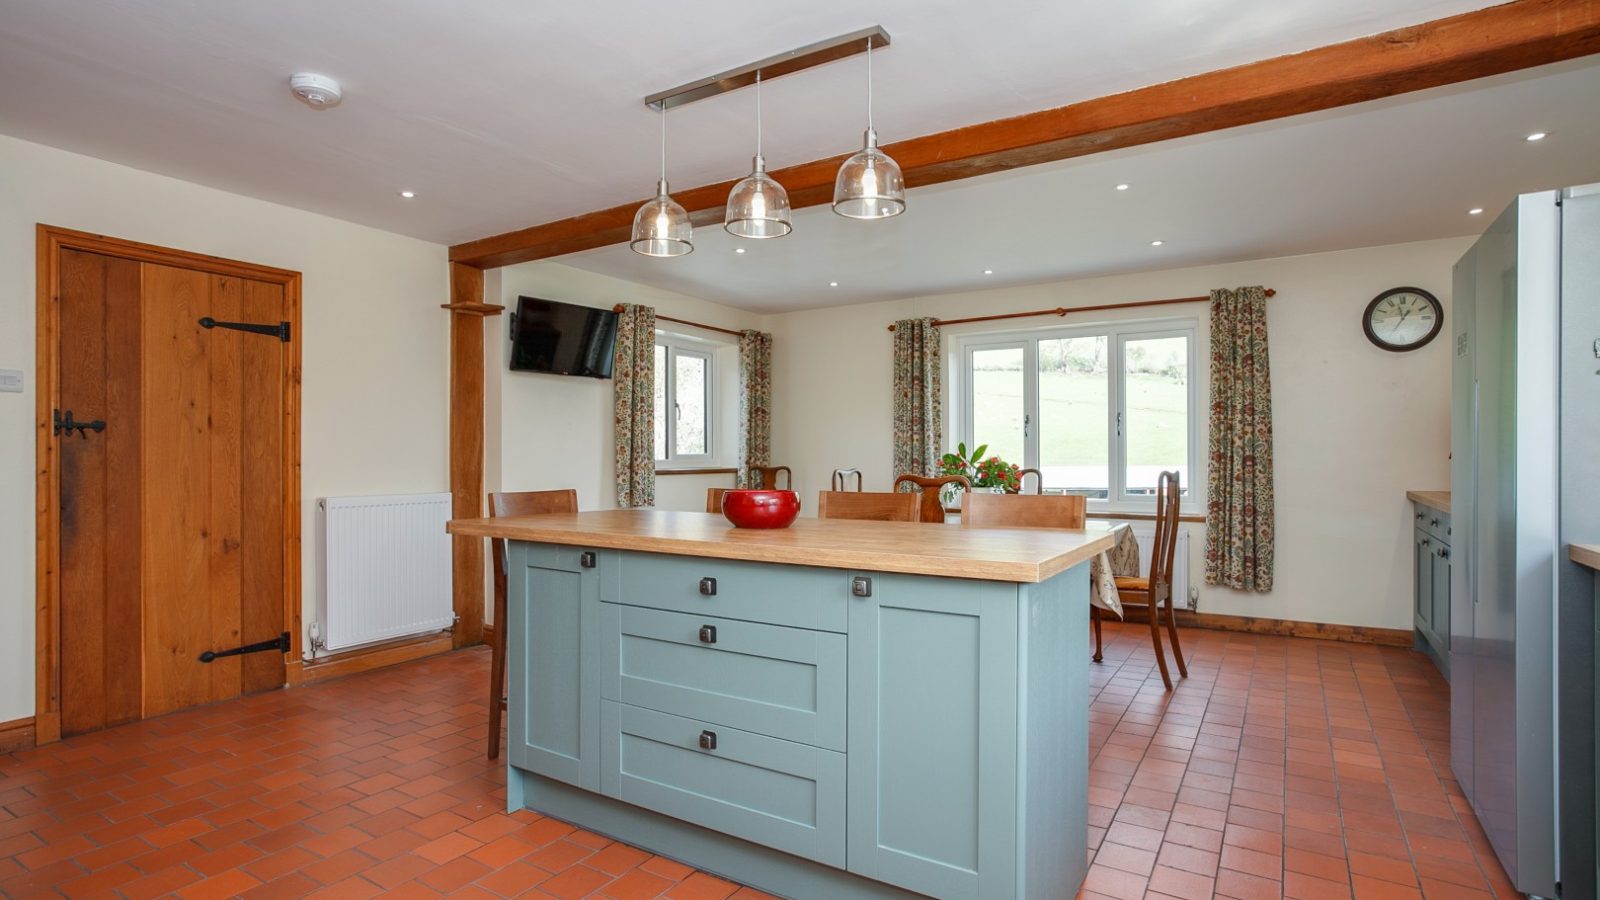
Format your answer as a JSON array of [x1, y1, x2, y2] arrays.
[[699, 577, 717, 596], [698, 624, 717, 644], [698, 730, 717, 751]]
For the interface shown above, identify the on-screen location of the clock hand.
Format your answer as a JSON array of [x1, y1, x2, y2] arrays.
[[1391, 307, 1412, 336]]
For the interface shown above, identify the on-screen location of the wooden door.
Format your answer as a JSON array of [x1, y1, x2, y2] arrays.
[[55, 247, 291, 735]]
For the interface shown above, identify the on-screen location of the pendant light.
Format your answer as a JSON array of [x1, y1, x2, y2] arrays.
[[725, 71, 792, 239], [630, 105, 693, 257], [832, 36, 904, 219]]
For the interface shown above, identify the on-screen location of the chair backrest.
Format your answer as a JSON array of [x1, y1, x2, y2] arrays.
[[816, 490, 922, 522], [1147, 471, 1182, 603], [959, 492, 1087, 529], [489, 489, 579, 604], [748, 465, 792, 490], [706, 487, 730, 514], [893, 473, 970, 524], [1016, 468, 1044, 494], [831, 468, 863, 491]]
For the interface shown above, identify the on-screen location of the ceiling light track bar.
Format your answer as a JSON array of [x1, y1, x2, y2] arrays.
[[645, 26, 890, 111]]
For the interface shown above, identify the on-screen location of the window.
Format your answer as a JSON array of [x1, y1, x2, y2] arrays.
[[654, 335, 714, 467], [959, 320, 1197, 507]]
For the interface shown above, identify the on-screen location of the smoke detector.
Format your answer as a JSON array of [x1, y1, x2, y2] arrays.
[[289, 73, 342, 109]]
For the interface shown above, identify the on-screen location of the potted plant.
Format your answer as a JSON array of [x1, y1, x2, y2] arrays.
[[938, 443, 1022, 498]]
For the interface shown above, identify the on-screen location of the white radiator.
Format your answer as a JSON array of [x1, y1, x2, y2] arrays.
[[1123, 522, 1192, 610], [316, 492, 454, 653]]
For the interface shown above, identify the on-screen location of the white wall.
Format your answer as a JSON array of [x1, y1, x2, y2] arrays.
[[0, 133, 449, 723], [484, 263, 765, 512], [771, 237, 1471, 630]]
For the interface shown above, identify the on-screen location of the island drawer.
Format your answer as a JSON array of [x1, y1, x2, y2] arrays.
[[611, 554, 848, 633], [600, 701, 846, 869], [1414, 507, 1451, 542], [601, 605, 846, 751]]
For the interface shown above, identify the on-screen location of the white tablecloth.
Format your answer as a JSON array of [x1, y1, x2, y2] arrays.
[[1091, 523, 1141, 618]]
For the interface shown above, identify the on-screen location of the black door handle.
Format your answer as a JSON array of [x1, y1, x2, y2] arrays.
[[53, 409, 106, 439]]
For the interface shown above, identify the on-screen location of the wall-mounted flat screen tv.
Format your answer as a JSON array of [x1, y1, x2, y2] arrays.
[[509, 296, 618, 378]]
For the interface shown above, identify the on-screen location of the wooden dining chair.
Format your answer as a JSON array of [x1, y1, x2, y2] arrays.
[[959, 492, 1086, 529], [893, 473, 970, 524], [487, 488, 578, 759], [816, 490, 921, 522], [1112, 471, 1186, 690], [1016, 468, 1044, 494], [831, 468, 863, 491], [748, 465, 792, 490], [706, 487, 730, 514]]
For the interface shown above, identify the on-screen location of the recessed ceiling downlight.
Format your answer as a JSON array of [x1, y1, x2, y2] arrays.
[[289, 73, 342, 109]]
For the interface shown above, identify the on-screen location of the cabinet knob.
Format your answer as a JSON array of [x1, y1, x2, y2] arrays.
[[1439, 548, 1450, 560], [579, 551, 596, 569], [698, 730, 717, 751], [1416, 512, 1424, 521], [851, 576, 873, 598], [699, 577, 717, 596], [698, 624, 717, 644], [1430, 517, 1440, 527]]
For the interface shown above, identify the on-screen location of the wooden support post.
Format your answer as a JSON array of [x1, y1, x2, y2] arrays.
[[447, 261, 499, 648]]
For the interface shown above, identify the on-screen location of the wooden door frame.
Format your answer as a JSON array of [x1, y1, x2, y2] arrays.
[[34, 225, 304, 745]]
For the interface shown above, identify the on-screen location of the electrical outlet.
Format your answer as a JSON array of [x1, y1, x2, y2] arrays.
[[0, 369, 21, 393]]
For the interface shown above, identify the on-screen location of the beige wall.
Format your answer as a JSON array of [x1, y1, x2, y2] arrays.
[[0, 134, 449, 723], [770, 237, 1471, 631]]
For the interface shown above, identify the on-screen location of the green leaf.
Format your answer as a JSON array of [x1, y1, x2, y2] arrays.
[[972, 443, 988, 462], [957, 441, 968, 458]]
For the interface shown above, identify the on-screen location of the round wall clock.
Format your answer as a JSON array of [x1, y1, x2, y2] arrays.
[[1362, 287, 1443, 352]]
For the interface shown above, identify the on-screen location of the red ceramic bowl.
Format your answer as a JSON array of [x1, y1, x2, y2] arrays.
[[721, 489, 801, 529]]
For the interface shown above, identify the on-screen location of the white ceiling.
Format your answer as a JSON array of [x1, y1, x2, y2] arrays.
[[560, 57, 1600, 312], [0, 0, 1498, 248]]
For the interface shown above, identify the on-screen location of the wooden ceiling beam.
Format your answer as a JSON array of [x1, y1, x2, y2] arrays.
[[450, 0, 1600, 270]]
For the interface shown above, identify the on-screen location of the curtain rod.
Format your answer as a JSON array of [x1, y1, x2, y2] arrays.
[[613, 304, 746, 338], [884, 289, 1277, 332]]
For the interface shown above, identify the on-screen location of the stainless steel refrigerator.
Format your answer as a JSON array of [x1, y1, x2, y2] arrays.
[[1451, 185, 1599, 898]]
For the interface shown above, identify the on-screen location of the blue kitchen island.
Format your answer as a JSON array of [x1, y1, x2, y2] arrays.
[[448, 509, 1114, 900]]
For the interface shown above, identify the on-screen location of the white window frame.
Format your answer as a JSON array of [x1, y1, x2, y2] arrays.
[[953, 317, 1201, 513], [655, 333, 716, 469]]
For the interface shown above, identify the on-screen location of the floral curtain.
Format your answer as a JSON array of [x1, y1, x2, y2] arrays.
[[892, 318, 943, 478], [613, 303, 657, 507], [737, 330, 774, 488], [1204, 286, 1275, 592]]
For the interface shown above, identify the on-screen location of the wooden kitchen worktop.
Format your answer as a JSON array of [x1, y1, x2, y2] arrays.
[[1406, 490, 1451, 513], [448, 508, 1116, 583], [1572, 544, 1600, 572]]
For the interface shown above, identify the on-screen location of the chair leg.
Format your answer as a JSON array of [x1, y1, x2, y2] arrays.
[[1091, 606, 1103, 663], [487, 590, 508, 759], [1147, 602, 1173, 691], [1163, 596, 1188, 679]]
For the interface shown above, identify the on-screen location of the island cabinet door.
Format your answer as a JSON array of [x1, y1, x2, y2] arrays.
[[507, 543, 603, 792], [846, 573, 1020, 900]]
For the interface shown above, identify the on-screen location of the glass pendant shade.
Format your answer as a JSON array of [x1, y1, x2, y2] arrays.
[[630, 179, 693, 257], [833, 127, 905, 219], [724, 155, 792, 239]]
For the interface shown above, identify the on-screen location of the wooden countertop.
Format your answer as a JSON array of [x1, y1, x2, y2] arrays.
[[1572, 544, 1600, 572], [448, 509, 1118, 583], [1406, 490, 1451, 513]]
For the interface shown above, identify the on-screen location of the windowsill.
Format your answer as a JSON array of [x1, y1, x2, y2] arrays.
[[655, 466, 737, 476]]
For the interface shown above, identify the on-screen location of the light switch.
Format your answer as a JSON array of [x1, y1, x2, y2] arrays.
[[0, 370, 22, 393]]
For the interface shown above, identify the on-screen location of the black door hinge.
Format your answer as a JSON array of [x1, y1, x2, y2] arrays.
[[199, 317, 291, 343], [198, 632, 290, 663]]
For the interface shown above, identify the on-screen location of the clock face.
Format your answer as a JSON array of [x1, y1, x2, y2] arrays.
[[1364, 288, 1442, 351]]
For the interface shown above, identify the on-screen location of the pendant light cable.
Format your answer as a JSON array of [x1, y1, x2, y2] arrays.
[[867, 38, 874, 131], [755, 70, 763, 157]]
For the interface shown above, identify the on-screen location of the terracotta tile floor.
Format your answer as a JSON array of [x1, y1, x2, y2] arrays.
[[0, 620, 1515, 899]]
